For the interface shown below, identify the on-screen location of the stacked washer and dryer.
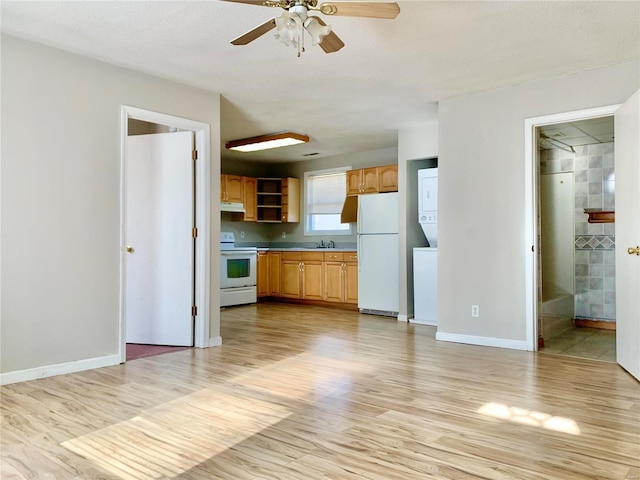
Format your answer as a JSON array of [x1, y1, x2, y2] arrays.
[[413, 168, 438, 325]]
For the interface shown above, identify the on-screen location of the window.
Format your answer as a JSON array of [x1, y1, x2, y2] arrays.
[[304, 167, 352, 236]]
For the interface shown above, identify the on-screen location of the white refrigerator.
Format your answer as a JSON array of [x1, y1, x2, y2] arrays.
[[357, 192, 399, 316]]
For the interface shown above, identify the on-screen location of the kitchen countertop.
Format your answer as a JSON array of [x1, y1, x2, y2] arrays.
[[256, 248, 356, 252]]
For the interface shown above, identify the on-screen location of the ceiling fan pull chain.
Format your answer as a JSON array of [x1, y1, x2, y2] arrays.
[[298, 21, 305, 57]]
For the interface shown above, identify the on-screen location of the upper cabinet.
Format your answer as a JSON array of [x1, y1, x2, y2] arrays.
[[220, 175, 299, 223], [256, 177, 300, 223], [221, 174, 244, 203], [378, 165, 398, 192], [341, 165, 398, 223], [243, 176, 257, 222], [346, 165, 398, 195]]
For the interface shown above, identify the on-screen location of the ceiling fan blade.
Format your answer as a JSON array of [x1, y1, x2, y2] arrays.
[[220, 0, 269, 6], [314, 17, 345, 53], [230, 18, 277, 45], [319, 2, 400, 19]]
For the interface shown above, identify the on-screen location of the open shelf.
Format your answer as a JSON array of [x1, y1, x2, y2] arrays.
[[584, 209, 615, 223]]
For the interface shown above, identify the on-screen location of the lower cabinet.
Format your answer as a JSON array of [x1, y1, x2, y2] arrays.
[[268, 252, 281, 296], [280, 252, 324, 300], [256, 250, 357, 306], [323, 252, 358, 304], [302, 255, 324, 300], [281, 255, 302, 298], [345, 252, 359, 304], [257, 251, 269, 297]]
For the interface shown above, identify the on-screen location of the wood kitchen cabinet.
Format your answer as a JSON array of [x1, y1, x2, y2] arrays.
[[324, 253, 345, 303], [281, 253, 302, 298], [257, 251, 269, 297], [268, 252, 281, 296], [260, 250, 357, 307], [243, 176, 257, 222], [280, 251, 324, 300], [323, 252, 358, 304], [302, 254, 324, 300], [346, 170, 363, 195], [220, 174, 244, 203], [281, 177, 300, 223], [256, 177, 300, 223], [346, 167, 379, 195], [346, 165, 397, 195], [344, 252, 358, 304], [378, 165, 398, 193]]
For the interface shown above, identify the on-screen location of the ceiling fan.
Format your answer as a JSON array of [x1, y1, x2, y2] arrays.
[[222, 0, 400, 56]]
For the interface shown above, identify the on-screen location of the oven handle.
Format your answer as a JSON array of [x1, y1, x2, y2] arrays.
[[221, 251, 256, 257]]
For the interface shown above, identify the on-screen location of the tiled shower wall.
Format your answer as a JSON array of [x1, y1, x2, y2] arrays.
[[540, 142, 615, 322]]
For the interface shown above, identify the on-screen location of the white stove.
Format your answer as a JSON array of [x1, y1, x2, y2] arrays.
[[220, 232, 258, 252], [220, 232, 257, 307]]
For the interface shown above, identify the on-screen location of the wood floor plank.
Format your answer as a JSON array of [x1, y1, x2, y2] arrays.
[[1, 303, 638, 479]]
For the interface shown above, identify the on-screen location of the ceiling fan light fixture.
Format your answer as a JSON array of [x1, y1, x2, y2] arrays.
[[304, 17, 331, 45], [225, 132, 310, 152], [274, 11, 302, 48]]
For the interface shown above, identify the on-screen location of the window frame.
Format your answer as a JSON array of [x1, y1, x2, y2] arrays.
[[304, 166, 353, 237]]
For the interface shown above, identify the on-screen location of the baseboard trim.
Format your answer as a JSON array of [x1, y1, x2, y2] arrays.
[[574, 319, 616, 330], [436, 332, 529, 351], [411, 319, 437, 326], [397, 314, 410, 322], [0, 354, 121, 386], [209, 336, 222, 347]]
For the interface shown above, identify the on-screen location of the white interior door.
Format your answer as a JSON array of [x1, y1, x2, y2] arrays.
[[615, 89, 640, 381], [125, 131, 194, 346]]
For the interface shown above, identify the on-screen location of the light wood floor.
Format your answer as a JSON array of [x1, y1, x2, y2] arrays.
[[2, 303, 639, 479]]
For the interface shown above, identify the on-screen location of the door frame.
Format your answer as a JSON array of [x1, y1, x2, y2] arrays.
[[119, 105, 211, 363], [524, 104, 620, 351]]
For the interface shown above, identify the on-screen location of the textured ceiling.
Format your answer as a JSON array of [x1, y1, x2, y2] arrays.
[[1, 1, 638, 163]]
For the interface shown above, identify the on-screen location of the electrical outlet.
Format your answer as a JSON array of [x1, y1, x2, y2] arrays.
[[240, 231, 245, 238], [282, 232, 286, 238], [471, 305, 479, 317]]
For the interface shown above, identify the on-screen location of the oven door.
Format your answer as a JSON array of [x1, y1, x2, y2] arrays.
[[220, 251, 257, 289]]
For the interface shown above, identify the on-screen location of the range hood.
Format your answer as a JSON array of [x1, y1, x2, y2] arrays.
[[340, 195, 358, 224], [221, 202, 245, 213]]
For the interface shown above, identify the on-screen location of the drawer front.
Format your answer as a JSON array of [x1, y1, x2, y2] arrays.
[[323, 252, 344, 262], [344, 252, 358, 262], [302, 251, 324, 261], [281, 252, 302, 261]]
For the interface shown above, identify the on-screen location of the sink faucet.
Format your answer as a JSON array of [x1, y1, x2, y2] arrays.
[[317, 240, 325, 248], [327, 240, 335, 249]]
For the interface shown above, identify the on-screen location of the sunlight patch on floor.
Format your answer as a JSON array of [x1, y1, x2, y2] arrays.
[[478, 402, 580, 435], [62, 389, 292, 479]]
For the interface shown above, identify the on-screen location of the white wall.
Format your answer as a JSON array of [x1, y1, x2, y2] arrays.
[[437, 61, 638, 347], [0, 35, 221, 378]]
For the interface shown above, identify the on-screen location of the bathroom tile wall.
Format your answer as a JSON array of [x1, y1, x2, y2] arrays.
[[540, 142, 615, 322]]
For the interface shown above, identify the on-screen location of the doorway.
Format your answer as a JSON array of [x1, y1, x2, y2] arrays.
[[119, 106, 211, 363], [536, 117, 616, 362], [524, 94, 640, 382]]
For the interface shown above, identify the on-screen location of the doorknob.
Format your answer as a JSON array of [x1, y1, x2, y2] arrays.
[[126, 245, 134, 253], [628, 246, 640, 256]]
